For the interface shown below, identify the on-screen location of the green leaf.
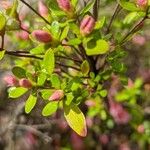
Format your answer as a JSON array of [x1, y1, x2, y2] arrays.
[[0, 13, 6, 31], [81, 60, 90, 76], [80, 0, 96, 16], [37, 72, 47, 86], [64, 103, 87, 137], [40, 89, 54, 100], [94, 16, 106, 29], [6, 0, 18, 18], [9, 87, 28, 98], [123, 12, 139, 24], [118, 0, 139, 11], [50, 73, 61, 89], [60, 25, 69, 41], [99, 90, 107, 98], [12, 66, 26, 78], [42, 102, 58, 116], [51, 21, 61, 39], [65, 93, 74, 105], [43, 49, 55, 75], [71, 0, 78, 7], [25, 94, 37, 114], [67, 38, 81, 46], [30, 44, 45, 54], [85, 39, 109, 56], [0, 50, 5, 60]]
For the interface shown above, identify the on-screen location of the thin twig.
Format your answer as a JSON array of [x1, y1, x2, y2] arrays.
[[5, 51, 43, 60], [106, 4, 121, 34], [56, 62, 80, 71], [93, 0, 99, 20], [19, 0, 51, 26]]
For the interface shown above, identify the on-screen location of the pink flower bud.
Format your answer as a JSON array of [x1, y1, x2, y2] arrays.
[[19, 78, 32, 88], [109, 100, 130, 124], [127, 78, 134, 88], [3, 75, 19, 86], [31, 30, 52, 43], [17, 31, 29, 40], [38, 1, 49, 17], [136, 0, 148, 9], [56, 0, 72, 12], [49, 90, 64, 101], [132, 35, 146, 46], [80, 15, 95, 36], [17, 23, 29, 40], [137, 124, 145, 133]]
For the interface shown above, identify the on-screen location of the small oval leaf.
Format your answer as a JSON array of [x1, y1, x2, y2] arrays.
[[43, 49, 55, 75], [0, 13, 6, 31], [64, 103, 87, 137], [25, 94, 37, 114], [9, 87, 28, 98], [0, 50, 5, 60], [42, 102, 58, 116], [81, 60, 90, 76], [12, 66, 26, 78]]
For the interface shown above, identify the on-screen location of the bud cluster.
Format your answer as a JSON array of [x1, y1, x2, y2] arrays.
[[4, 75, 32, 89]]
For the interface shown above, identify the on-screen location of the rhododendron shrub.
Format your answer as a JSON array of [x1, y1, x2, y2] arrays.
[[0, 0, 150, 149]]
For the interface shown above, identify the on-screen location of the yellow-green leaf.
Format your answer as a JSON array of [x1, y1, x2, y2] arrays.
[[9, 87, 28, 98], [64, 103, 87, 137], [85, 39, 109, 56], [0, 13, 6, 31], [42, 102, 58, 116], [25, 95, 37, 114], [43, 49, 55, 75], [0, 50, 5, 60]]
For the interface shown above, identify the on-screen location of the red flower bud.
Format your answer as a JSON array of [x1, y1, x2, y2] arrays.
[[80, 15, 95, 36], [49, 90, 64, 101], [136, 0, 148, 9], [31, 30, 52, 43], [3, 75, 19, 86], [38, 1, 49, 17], [56, 0, 72, 12], [19, 78, 32, 88]]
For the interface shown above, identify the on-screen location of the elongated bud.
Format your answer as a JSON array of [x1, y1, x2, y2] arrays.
[[31, 30, 52, 43], [49, 90, 64, 101], [3, 75, 19, 86], [38, 1, 49, 17], [80, 15, 95, 36], [19, 78, 32, 88], [136, 0, 148, 9], [56, 0, 72, 12]]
